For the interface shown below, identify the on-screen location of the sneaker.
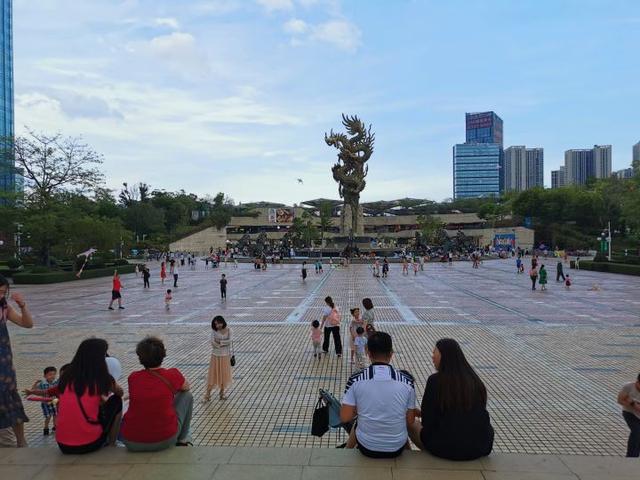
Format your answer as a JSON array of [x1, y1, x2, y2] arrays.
[[108, 307, 114, 310], [43, 428, 49, 436], [119, 306, 125, 309]]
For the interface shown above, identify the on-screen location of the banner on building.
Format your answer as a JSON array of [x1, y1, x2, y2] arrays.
[[493, 233, 516, 250], [268, 208, 295, 224]]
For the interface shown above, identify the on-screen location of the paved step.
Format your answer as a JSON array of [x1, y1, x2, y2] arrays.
[[0, 447, 636, 479]]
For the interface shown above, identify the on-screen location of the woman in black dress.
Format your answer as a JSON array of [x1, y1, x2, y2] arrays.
[[409, 338, 494, 460]]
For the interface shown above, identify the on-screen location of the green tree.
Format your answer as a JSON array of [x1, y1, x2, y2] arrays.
[[318, 201, 333, 248], [416, 214, 445, 244]]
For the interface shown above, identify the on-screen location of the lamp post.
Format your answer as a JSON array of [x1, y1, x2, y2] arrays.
[[598, 222, 612, 261]]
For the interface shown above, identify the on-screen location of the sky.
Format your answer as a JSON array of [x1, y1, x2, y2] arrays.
[[13, 0, 640, 204]]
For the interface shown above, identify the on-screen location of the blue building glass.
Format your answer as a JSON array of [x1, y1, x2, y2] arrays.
[[465, 111, 503, 147], [453, 143, 503, 199], [0, 0, 13, 193]]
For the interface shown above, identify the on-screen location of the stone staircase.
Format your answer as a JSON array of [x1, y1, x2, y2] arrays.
[[0, 446, 636, 480]]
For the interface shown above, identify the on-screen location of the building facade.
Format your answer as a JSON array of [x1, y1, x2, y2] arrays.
[[453, 143, 502, 199], [613, 168, 634, 180], [593, 144, 612, 179], [504, 146, 544, 191], [633, 141, 640, 173], [0, 0, 13, 194], [564, 145, 611, 186], [551, 166, 566, 189], [465, 111, 503, 146]]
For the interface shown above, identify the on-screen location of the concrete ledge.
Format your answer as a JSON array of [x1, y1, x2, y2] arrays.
[[0, 447, 637, 480]]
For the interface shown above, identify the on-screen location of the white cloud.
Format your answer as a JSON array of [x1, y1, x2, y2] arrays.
[[283, 18, 308, 34], [256, 0, 293, 12], [155, 17, 180, 30], [135, 32, 210, 80], [311, 20, 361, 53]]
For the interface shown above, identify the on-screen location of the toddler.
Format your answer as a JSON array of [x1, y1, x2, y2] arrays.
[[165, 289, 172, 310], [311, 320, 322, 358], [349, 307, 365, 364], [565, 275, 572, 290], [354, 327, 368, 370], [31, 367, 58, 435]]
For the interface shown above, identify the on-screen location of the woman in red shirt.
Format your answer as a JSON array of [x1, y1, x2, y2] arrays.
[[121, 336, 193, 451], [56, 338, 123, 454]]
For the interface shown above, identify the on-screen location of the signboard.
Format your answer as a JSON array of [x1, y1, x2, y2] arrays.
[[493, 233, 515, 250], [268, 208, 295, 224]]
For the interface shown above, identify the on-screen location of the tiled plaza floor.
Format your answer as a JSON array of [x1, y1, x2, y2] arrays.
[[8, 258, 640, 455]]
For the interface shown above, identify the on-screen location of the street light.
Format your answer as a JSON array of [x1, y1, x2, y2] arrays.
[[598, 221, 612, 261]]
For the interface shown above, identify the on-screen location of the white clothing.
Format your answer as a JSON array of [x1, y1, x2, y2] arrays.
[[211, 329, 232, 357]]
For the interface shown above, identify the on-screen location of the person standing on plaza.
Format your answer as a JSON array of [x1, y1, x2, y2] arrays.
[[301, 261, 308, 282], [108, 271, 125, 310], [204, 316, 233, 401], [617, 373, 640, 457], [311, 320, 322, 358], [349, 307, 365, 365], [402, 257, 409, 276], [160, 261, 167, 285], [321, 296, 342, 357], [142, 266, 151, 289], [173, 261, 180, 288], [556, 261, 565, 282], [0, 275, 33, 447], [220, 274, 227, 301], [516, 256, 522, 274], [362, 298, 375, 331], [529, 265, 538, 291], [382, 258, 389, 278], [538, 265, 548, 291]]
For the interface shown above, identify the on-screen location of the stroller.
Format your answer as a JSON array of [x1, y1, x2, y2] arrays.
[[311, 389, 354, 439]]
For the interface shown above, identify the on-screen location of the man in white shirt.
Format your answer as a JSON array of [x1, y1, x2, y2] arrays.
[[340, 331, 416, 458], [618, 373, 640, 457]]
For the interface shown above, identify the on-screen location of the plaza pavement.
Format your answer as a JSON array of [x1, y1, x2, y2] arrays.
[[8, 258, 640, 455]]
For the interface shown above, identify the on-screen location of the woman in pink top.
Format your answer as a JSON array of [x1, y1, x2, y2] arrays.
[[320, 296, 342, 357], [56, 338, 123, 454]]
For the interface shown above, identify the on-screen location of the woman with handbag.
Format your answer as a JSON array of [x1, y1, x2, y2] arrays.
[[55, 338, 124, 454], [121, 336, 193, 451], [204, 315, 233, 401]]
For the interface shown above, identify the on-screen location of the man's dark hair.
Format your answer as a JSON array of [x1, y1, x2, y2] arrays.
[[362, 298, 373, 310], [356, 326, 364, 335], [44, 366, 57, 375], [367, 331, 392, 356], [136, 336, 167, 369]]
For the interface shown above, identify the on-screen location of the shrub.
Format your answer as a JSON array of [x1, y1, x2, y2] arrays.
[[114, 259, 129, 266], [7, 258, 22, 270], [593, 252, 608, 262], [29, 266, 54, 274], [13, 264, 137, 284], [574, 261, 640, 276]]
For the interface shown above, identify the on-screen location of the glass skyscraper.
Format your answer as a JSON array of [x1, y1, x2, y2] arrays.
[[453, 143, 502, 199], [465, 111, 503, 147], [0, 0, 13, 193]]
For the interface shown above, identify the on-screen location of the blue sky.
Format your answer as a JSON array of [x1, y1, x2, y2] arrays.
[[13, 0, 640, 204]]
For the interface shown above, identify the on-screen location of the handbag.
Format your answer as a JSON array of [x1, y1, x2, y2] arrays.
[[311, 397, 329, 437], [230, 338, 236, 367]]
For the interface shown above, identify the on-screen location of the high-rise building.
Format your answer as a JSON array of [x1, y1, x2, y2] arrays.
[[465, 112, 503, 147], [564, 145, 611, 185], [504, 146, 544, 192], [453, 143, 502, 199], [593, 145, 612, 179], [633, 141, 640, 173], [0, 0, 14, 194], [613, 168, 634, 180], [551, 166, 566, 189]]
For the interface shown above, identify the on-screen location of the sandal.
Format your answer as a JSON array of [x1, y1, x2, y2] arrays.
[[176, 441, 193, 447]]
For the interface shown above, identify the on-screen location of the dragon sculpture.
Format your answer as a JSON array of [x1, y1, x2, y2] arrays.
[[325, 114, 374, 236]]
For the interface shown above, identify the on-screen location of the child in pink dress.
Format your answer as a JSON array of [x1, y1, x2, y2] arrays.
[[311, 320, 322, 358]]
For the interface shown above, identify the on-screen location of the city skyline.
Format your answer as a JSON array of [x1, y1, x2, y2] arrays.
[[12, 0, 640, 203]]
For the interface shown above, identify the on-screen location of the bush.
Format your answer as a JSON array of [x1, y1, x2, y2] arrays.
[[30, 266, 54, 274], [574, 261, 640, 276], [13, 264, 138, 284], [593, 252, 608, 262], [114, 259, 129, 266], [7, 258, 22, 270]]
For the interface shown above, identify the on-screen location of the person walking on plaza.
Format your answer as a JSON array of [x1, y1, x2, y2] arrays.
[[349, 307, 365, 365], [0, 276, 33, 447], [301, 261, 308, 282], [556, 261, 565, 282], [362, 298, 375, 330], [164, 289, 172, 311], [108, 271, 124, 310], [382, 258, 389, 278], [160, 261, 167, 285], [311, 320, 322, 359], [402, 257, 409, 276], [516, 257, 522, 274], [529, 265, 538, 291], [120, 337, 194, 451], [321, 296, 342, 357], [204, 316, 233, 401], [220, 274, 227, 301], [618, 373, 640, 457], [538, 264, 548, 291], [142, 266, 151, 289]]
